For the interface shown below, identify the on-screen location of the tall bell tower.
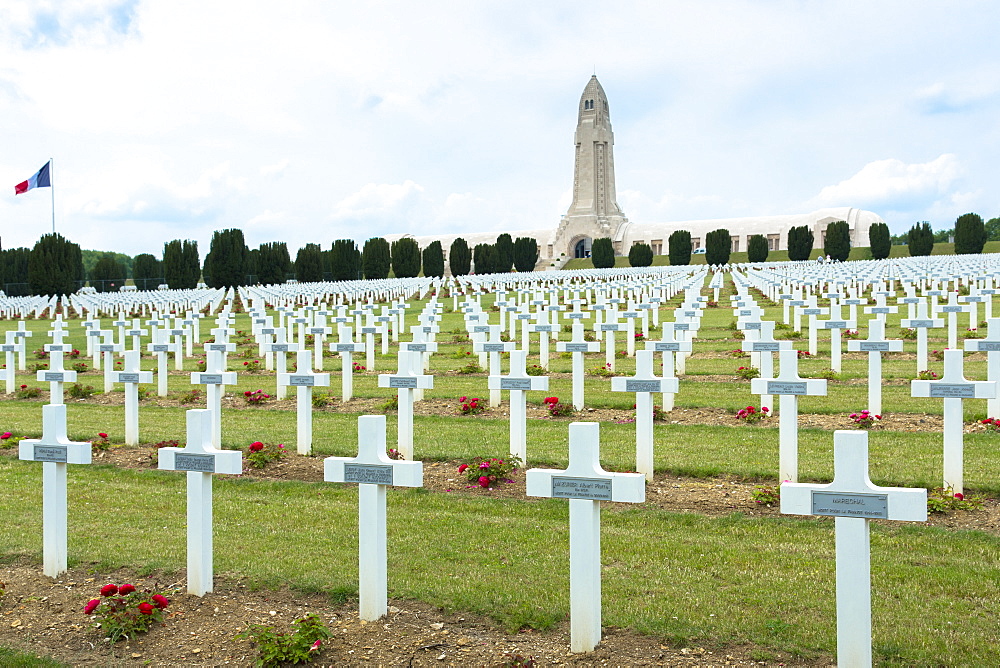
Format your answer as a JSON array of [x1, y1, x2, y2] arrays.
[[551, 75, 629, 260]]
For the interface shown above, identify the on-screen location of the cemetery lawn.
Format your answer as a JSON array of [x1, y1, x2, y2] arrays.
[[3, 291, 1000, 664]]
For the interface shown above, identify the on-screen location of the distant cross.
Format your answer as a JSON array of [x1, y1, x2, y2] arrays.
[[557, 321, 601, 410], [324, 415, 423, 621], [190, 350, 238, 448], [2, 332, 24, 394], [645, 323, 692, 411], [147, 327, 179, 397], [474, 325, 515, 407], [900, 301, 943, 374], [377, 350, 433, 460], [110, 350, 153, 445], [530, 309, 557, 370], [331, 325, 365, 401], [965, 317, 1000, 417], [938, 291, 968, 349], [526, 422, 645, 653], [488, 349, 549, 462], [818, 295, 856, 373], [39, 327, 77, 406], [596, 313, 622, 371], [847, 319, 903, 415], [96, 331, 124, 393], [611, 350, 677, 481], [911, 349, 995, 495], [263, 328, 298, 400], [750, 349, 827, 482], [782, 430, 926, 668], [277, 349, 331, 455], [158, 409, 243, 596]]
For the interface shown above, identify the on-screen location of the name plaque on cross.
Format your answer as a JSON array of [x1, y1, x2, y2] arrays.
[[500, 378, 534, 391], [552, 476, 612, 501], [650, 342, 681, 351], [174, 453, 216, 473], [310, 328, 327, 335], [824, 321, 848, 328], [942, 306, 964, 313], [473, 325, 491, 333], [673, 323, 690, 330], [361, 327, 378, 334], [811, 491, 888, 519], [907, 319, 935, 328], [743, 322, 761, 330], [34, 445, 68, 462], [929, 384, 976, 398], [117, 373, 140, 383], [270, 344, 289, 352], [750, 342, 781, 351], [407, 343, 427, 352], [858, 342, 891, 351], [335, 343, 357, 352], [564, 343, 592, 352], [869, 307, 892, 314], [152, 344, 170, 352], [977, 341, 1000, 351], [599, 324, 620, 331], [43, 372, 67, 382], [199, 374, 224, 384], [767, 381, 807, 395], [625, 379, 661, 393], [343, 463, 394, 485], [388, 377, 418, 389], [533, 325, 555, 332], [482, 343, 507, 352], [568, 313, 586, 319], [288, 375, 316, 386], [206, 344, 229, 351]]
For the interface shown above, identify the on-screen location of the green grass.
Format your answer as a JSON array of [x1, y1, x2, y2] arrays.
[[0, 648, 67, 667], [3, 287, 1000, 663]]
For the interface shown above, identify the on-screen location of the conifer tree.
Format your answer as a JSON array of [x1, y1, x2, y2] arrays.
[[747, 235, 768, 263], [512, 237, 539, 272], [591, 238, 615, 268], [362, 237, 391, 279], [390, 238, 421, 278], [449, 238, 471, 276], [28, 233, 85, 296], [422, 240, 445, 277], [823, 221, 851, 261], [868, 222, 891, 260], [668, 230, 692, 266], [704, 228, 731, 266]]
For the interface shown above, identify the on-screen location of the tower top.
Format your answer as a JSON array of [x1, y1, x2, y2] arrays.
[[578, 75, 610, 127]]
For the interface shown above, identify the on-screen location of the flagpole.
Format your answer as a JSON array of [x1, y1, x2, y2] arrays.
[[50, 158, 55, 234]]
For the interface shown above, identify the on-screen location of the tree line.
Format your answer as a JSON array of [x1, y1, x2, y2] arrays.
[[0, 231, 542, 296]]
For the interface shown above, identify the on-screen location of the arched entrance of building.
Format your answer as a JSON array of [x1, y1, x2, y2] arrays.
[[573, 237, 592, 258]]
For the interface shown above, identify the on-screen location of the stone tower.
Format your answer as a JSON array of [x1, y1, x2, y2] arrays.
[[550, 75, 629, 261]]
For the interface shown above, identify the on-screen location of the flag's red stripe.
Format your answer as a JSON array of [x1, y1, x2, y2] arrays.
[[14, 180, 29, 195]]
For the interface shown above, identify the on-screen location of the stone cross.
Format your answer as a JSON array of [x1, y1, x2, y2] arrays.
[[18, 404, 92, 577], [781, 430, 926, 668], [125, 322, 148, 354], [911, 349, 995, 495], [964, 317, 1000, 417], [96, 331, 124, 393], [277, 349, 331, 455], [147, 329, 179, 397], [526, 422, 645, 653], [474, 325, 516, 407], [324, 415, 423, 621], [263, 328, 298, 400], [2, 332, 24, 394], [359, 313, 385, 370], [12, 321, 32, 371], [847, 319, 903, 415], [158, 409, 243, 596], [488, 349, 549, 462], [611, 350, 677, 481], [819, 298, 856, 373], [619, 308, 643, 357], [377, 350, 433, 460], [331, 325, 365, 402], [802, 299, 829, 357], [190, 350, 238, 448], [308, 319, 331, 371], [750, 349, 827, 482], [645, 323, 692, 411], [900, 301, 943, 375], [39, 328, 77, 406], [556, 322, 601, 410], [530, 309, 558, 370], [110, 350, 153, 445], [939, 291, 968, 350], [741, 320, 791, 410], [596, 313, 622, 371]]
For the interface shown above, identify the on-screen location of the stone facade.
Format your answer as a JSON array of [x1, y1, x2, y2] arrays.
[[384, 76, 885, 271]]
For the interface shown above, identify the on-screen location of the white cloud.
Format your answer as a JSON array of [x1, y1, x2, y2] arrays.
[[810, 155, 962, 211]]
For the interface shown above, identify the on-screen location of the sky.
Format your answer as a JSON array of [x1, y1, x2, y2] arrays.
[[2, 0, 999, 258]]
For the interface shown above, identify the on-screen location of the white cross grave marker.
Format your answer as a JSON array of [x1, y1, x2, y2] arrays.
[[190, 350, 238, 448], [2, 332, 24, 394], [847, 320, 902, 416], [526, 422, 645, 653], [965, 317, 1000, 417], [263, 328, 298, 400], [110, 350, 153, 445], [158, 409, 243, 596], [324, 415, 423, 621], [911, 349, 995, 495], [611, 350, 677, 481], [330, 325, 365, 402], [474, 325, 516, 407], [900, 301, 943, 374], [488, 350, 549, 462], [781, 430, 926, 668], [750, 349, 827, 482], [556, 321, 601, 410], [277, 349, 330, 455], [645, 323, 692, 411], [19, 404, 92, 577], [378, 350, 433, 460]]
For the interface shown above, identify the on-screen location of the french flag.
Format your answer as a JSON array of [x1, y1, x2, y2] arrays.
[[14, 161, 51, 195]]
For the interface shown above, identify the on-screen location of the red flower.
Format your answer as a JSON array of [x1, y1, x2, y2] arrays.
[[954, 492, 965, 501], [249, 441, 264, 452], [478, 475, 490, 488], [138, 602, 154, 615], [100, 584, 118, 597], [151, 594, 169, 609], [84, 599, 101, 614], [459, 396, 467, 403], [458, 464, 469, 473], [244, 390, 252, 396], [761, 407, 769, 412], [118, 583, 136, 595], [1, 432, 10, 439], [98, 433, 108, 439]]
